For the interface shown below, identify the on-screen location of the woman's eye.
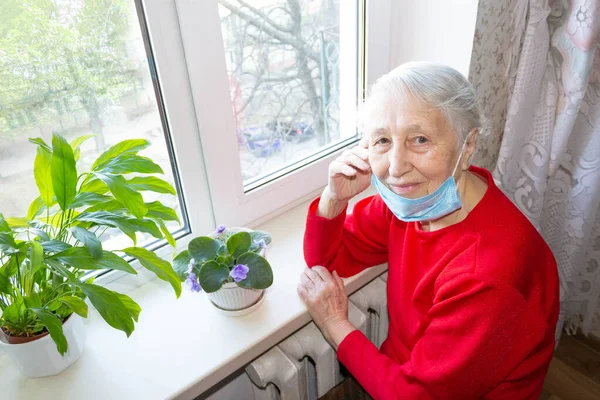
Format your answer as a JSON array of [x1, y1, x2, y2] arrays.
[[374, 137, 390, 145], [414, 136, 429, 145]]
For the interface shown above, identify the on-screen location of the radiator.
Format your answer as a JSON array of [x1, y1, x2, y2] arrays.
[[245, 272, 389, 400]]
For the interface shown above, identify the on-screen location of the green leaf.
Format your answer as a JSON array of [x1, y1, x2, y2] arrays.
[[250, 230, 272, 249], [114, 292, 141, 323], [34, 145, 54, 206], [188, 237, 221, 262], [217, 255, 234, 268], [40, 240, 72, 254], [83, 199, 126, 214], [24, 293, 42, 308], [145, 201, 179, 223], [75, 212, 163, 245], [2, 256, 19, 278], [217, 245, 228, 256], [29, 240, 44, 276], [50, 247, 136, 274], [0, 233, 19, 255], [79, 178, 110, 194], [70, 227, 103, 259], [30, 308, 68, 355], [70, 134, 95, 162], [95, 154, 163, 175], [0, 272, 10, 294], [126, 176, 176, 195], [227, 232, 252, 260], [25, 228, 51, 241], [94, 173, 147, 219], [125, 219, 163, 241], [51, 133, 77, 211], [27, 196, 47, 220], [56, 296, 88, 318], [3, 296, 25, 322], [92, 139, 150, 171], [198, 260, 229, 293], [235, 252, 273, 290], [0, 214, 10, 233], [29, 137, 52, 153], [156, 219, 176, 247], [5, 217, 30, 228], [69, 192, 112, 209], [74, 283, 135, 337], [0, 257, 16, 294], [45, 259, 77, 282], [122, 247, 181, 297], [173, 250, 192, 281]]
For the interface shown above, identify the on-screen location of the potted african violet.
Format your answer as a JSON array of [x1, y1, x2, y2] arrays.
[[173, 226, 273, 315], [0, 133, 182, 378]]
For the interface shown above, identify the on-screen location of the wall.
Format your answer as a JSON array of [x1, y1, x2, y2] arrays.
[[386, 0, 479, 77]]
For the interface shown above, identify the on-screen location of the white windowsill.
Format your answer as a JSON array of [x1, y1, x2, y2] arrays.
[[0, 188, 386, 400]]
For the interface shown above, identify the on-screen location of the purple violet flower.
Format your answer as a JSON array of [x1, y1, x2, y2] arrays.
[[186, 272, 202, 293], [215, 224, 226, 235], [230, 264, 249, 283]]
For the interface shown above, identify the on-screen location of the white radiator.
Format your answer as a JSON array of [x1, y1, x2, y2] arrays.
[[349, 277, 389, 348], [244, 272, 389, 400]]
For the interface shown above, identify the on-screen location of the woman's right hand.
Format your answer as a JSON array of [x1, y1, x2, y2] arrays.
[[325, 144, 371, 203]]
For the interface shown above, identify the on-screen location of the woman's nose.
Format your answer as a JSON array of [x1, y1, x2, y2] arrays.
[[388, 143, 411, 178]]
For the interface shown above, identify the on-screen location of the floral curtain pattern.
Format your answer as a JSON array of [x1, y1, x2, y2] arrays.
[[469, 0, 600, 336]]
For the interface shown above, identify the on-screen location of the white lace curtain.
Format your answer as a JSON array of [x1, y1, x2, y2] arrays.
[[468, 0, 600, 336]]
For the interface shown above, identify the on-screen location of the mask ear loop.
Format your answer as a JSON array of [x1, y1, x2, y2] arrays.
[[451, 130, 475, 180]]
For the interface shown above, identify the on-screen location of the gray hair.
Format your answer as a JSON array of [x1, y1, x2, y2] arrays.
[[359, 62, 484, 145]]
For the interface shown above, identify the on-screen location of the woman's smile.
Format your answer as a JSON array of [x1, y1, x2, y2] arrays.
[[388, 182, 423, 196]]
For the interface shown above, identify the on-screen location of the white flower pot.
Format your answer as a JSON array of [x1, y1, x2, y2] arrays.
[[202, 226, 269, 315], [206, 282, 264, 312], [0, 313, 86, 378]]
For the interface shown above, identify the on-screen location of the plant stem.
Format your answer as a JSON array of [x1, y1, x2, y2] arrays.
[[97, 226, 108, 238], [15, 253, 23, 296], [45, 208, 50, 236], [42, 282, 70, 304]]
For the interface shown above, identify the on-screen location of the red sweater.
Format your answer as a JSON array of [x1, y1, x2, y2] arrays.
[[304, 166, 559, 400]]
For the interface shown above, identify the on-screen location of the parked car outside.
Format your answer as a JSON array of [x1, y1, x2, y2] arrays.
[[241, 124, 282, 157], [267, 120, 315, 144]]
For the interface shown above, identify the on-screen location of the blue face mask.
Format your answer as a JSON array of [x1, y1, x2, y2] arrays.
[[371, 135, 470, 222]]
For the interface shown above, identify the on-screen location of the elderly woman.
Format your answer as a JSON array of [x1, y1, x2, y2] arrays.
[[297, 62, 559, 399]]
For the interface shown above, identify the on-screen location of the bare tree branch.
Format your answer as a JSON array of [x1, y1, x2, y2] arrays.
[[218, 0, 320, 63], [235, 0, 294, 34]]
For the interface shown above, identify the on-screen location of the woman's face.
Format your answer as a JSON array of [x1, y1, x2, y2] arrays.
[[365, 98, 467, 199]]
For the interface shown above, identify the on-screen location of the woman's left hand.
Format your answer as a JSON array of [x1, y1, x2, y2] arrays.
[[297, 266, 356, 349]]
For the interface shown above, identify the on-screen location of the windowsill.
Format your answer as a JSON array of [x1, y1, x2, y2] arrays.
[[0, 188, 386, 399]]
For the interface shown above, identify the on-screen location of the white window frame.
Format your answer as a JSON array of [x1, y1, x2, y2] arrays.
[[96, 0, 392, 290], [95, 0, 217, 290], [174, 0, 392, 228], [0, 0, 391, 314]]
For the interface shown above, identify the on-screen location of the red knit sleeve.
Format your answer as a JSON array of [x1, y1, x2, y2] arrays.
[[303, 195, 393, 278], [336, 274, 553, 399]]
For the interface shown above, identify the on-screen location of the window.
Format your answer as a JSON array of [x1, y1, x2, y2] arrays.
[[217, 0, 361, 189], [0, 0, 215, 276], [177, 0, 368, 227], [0, 0, 387, 288], [0, 0, 187, 252]]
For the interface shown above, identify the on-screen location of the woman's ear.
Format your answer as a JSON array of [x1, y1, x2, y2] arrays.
[[462, 128, 479, 170]]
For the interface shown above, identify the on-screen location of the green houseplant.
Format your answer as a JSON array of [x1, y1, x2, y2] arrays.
[[173, 226, 273, 313], [0, 133, 182, 377]]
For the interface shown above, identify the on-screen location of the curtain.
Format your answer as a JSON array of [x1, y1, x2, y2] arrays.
[[469, 0, 600, 336]]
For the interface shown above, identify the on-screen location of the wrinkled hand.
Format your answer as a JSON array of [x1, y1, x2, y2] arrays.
[[297, 266, 356, 349], [326, 144, 371, 203]]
